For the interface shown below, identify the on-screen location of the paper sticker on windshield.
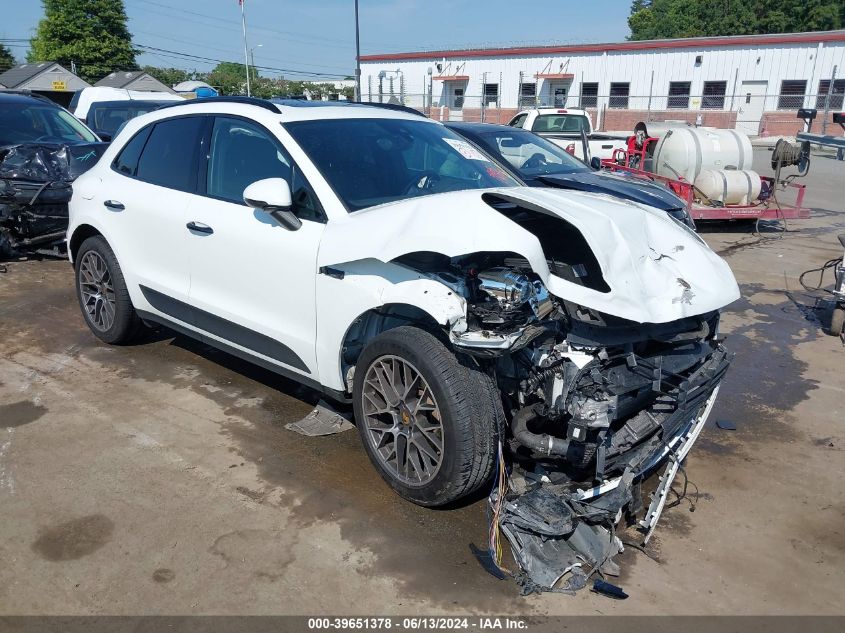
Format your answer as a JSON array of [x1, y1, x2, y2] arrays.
[[444, 138, 491, 162]]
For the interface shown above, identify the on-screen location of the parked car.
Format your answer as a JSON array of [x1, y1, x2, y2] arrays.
[[67, 96, 737, 588], [507, 107, 627, 161], [70, 86, 183, 121], [1, 91, 106, 257], [446, 121, 694, 227], [84, 100, 170, 142]]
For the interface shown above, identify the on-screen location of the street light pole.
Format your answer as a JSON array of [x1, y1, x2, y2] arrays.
[[354, 0, 361, 102], [250, 44, 263, 77]]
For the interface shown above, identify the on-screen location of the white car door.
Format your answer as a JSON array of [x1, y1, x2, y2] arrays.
[[184, 115, 325, 378], [98, 115, 206, 320]]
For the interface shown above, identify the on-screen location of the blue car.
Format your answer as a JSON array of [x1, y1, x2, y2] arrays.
[[446, 121, 694, 228]]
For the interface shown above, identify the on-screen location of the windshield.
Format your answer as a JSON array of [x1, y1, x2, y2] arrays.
[[284, 118, 519, 212], [470, 127, 589, 178], [0, 103, 98, 145], [531, 113, 590, 134]]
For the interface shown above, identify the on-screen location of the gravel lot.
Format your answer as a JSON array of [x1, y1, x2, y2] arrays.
[[1, 149, 843, 616]]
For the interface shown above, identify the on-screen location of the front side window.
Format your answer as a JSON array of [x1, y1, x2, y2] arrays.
[[508, 113, 528, 128], [0, 102, 97, 145], [207, 117, 322, 222], [285, 118, 518, 212], [135, 116, 205, 192]]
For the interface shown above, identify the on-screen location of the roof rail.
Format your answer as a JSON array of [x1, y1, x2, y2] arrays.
[[348, 101, 428, 118], [0, 89, 55, 104], [156, 95, 281, 113]]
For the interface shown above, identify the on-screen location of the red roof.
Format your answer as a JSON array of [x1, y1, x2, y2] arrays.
[[359, 30, 845, 62], [535, 73, 575, 80]]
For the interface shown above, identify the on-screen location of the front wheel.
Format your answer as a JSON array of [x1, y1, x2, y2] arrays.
[[352, 326, 498, 507], [75, 236, 142, 344]]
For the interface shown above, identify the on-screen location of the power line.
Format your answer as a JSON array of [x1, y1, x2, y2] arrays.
[[135, 44, 349, 79], [131, 29, 351, 73]]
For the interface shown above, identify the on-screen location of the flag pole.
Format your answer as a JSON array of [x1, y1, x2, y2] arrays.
[[240, 0, 251, 96]]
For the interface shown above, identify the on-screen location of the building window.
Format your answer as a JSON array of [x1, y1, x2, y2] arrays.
[[777, 80, 807, 110], [483, 83, 499, 107], [520, 81, 536, 108], [667, 81, 691, 109], [816, 79, 845, 110], [580, 82, 598, 108], [609, 82, 629, 109], [701, 81, 727, 109]]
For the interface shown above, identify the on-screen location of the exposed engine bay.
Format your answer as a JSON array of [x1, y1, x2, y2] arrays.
[[0, 143, 107, 259], [394, 221, 731, 594]]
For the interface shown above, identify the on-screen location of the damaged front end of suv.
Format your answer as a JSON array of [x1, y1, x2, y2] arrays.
[[322, 185, 739, 594]]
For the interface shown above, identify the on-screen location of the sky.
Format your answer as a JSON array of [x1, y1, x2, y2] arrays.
[[1, 0, 632, 80]]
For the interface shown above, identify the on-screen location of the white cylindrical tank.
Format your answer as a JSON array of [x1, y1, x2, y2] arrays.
[[651, 126, 754, 183], [694, 169, 762, 205]]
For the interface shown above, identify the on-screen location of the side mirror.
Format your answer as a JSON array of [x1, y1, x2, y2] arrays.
[[243, 178, 302, 231], [590, 156, 602, 170], [96, 131, 112, 143]]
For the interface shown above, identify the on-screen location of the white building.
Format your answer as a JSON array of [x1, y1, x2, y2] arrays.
[[359, 30, 845, 135]]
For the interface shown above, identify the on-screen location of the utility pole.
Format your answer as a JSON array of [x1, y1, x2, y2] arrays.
[[240, 0, 251, 96], [250, 44, 263, 78], [354, 0, 362, 102]]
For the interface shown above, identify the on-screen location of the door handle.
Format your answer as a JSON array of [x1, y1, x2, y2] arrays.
[[186, 221, 214, 235], [104, 200, 125, 211]]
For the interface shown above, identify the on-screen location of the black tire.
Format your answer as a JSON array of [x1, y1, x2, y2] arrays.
[[74, 236, 142, 345], [352, 326, 498, 507], [826, 306, 845, 337]]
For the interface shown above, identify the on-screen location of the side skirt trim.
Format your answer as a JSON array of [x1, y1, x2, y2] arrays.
[[136, 309, 351, 404], [139, 284, 310, 374]]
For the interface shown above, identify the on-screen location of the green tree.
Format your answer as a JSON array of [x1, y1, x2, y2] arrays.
[[141, 65, 197, 89], [0, 44, 16, 73], [28, 0, 137, 82], [628, 0, 844, 40], [205, 61, 258, 95]]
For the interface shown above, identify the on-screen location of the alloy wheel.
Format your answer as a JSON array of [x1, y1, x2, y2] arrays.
[[360, 355, 445, 486], [79, 250, 116, 332]]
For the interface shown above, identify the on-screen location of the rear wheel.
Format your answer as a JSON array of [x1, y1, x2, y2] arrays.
[[75, 236, 142, 344], [352, 326, 498, 507]]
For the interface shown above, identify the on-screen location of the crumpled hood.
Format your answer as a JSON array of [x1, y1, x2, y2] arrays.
[[537, 171, 686, 211], [318, 187, 739, 324]]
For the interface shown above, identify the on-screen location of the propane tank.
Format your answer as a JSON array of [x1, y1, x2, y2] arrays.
[[694, 169, 762, 205], [651, 126, 754, 183]]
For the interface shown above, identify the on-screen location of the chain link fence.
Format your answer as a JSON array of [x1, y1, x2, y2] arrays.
[[359, 89, 844, 135]]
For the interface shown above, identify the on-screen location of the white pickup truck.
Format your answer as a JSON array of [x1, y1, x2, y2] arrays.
[[507, 108, 628, 162]]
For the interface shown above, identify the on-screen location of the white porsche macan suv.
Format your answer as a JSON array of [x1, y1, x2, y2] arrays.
[[68, 97, 738, 513]]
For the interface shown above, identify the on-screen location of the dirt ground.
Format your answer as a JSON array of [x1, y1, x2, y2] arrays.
[[1, 149, 843, 616]]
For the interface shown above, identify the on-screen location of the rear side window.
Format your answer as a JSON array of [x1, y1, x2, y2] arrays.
[[113, 126, 152, 176], [135, 116, 204, 192]]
